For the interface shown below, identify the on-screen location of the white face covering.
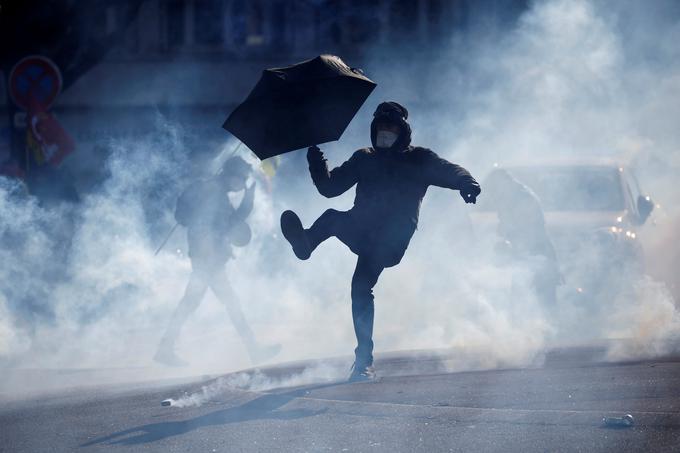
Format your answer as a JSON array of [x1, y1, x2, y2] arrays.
[[376, 130, 398, 148]]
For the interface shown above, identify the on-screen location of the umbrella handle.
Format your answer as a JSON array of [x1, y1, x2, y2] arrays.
[[154, 223, 179, 256]]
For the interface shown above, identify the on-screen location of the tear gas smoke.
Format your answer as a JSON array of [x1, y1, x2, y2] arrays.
[[1, 0, 679, 396], [168, 362, 345, 408]]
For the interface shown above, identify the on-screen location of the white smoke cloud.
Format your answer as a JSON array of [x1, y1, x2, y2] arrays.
[[1, 0, 679, 396], [358, 0, 680, 367]]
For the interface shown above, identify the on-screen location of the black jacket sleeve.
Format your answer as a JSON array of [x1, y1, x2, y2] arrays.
[[418, 148, 480, 193], [307, 147, 361, 198]]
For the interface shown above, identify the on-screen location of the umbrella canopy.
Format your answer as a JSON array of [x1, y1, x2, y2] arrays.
[[223, 55, 376, 160]]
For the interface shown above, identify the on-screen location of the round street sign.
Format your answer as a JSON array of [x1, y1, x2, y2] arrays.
[[9, 56, 63, 111]]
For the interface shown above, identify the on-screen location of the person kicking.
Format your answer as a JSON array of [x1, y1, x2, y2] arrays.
[[280, 101, 481, 382]]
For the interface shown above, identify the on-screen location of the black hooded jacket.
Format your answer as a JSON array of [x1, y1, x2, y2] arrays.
[[307, 103, 480, 235]]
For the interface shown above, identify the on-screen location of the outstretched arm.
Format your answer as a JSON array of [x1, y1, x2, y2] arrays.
[[420, 149, 481, 203], [307, 146, 360, 198]]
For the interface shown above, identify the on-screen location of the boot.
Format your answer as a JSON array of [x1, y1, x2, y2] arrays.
[[280, 210, 312, 260], [154, 343, 189, 367], [348, 361, 377, 383]]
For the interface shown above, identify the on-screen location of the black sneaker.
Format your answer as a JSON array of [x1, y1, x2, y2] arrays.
[[280, 210, 312, 260], [348, 363, 377, 383]]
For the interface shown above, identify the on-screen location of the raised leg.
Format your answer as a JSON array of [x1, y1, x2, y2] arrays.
[[306, 208, 347, 250], [282, 208, 352, 259]]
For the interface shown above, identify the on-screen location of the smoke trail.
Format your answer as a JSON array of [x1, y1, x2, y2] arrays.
[[168, 362, 345, 408]]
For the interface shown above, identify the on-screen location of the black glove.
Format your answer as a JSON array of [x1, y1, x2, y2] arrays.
[[307, 145, 324, 163], [460, 183, 481, 204]]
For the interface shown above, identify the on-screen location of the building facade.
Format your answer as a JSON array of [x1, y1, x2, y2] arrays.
[[1, 0, 527, 183]]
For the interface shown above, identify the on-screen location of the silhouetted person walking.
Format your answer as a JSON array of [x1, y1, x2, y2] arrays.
[[155, 156, 280, 366], [280, 102, 481, 381]]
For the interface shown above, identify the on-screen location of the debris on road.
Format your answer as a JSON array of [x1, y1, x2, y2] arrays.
[[602, 414, 634, 428]]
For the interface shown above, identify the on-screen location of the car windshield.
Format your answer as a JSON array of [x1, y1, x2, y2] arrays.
[[506, 166, 625, 211]]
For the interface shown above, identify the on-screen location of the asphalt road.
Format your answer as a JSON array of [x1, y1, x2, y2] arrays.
[[2, 347, 680, 452]]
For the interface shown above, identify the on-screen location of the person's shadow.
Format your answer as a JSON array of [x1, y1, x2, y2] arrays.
[[81, 382, 341, 447]]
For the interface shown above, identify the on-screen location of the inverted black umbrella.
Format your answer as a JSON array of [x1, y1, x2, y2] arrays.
[[223, 55, 376, 160]]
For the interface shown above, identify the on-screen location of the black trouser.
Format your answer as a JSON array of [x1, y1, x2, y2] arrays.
[[350, 255, 384, 366], [308, 209, 413, 367], [159, 258, 256, 351]]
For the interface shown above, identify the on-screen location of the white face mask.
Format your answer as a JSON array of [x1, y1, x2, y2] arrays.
[[376, 130, 398, 148]]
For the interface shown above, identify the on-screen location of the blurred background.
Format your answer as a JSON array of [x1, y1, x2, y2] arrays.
[[0, 0, 528, 194]]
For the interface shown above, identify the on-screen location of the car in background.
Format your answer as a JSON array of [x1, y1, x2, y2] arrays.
[[473, 160, 655, 302]]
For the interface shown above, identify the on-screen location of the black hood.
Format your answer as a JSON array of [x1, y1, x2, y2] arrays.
[[216, 156, 250, 187], [370, 101, 412, 152]]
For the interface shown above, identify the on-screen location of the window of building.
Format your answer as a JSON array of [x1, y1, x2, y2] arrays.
[[166, 0, 185, 48], [346, 0, 379, 45], [314, 0, 342, 47], [246, 1, 265, 46], [231, 0, 247, 46], [427, 0, 443, 40], [271, 1, 287, 49], [194, 0, 224, 45], [388, 0, 419, 42], [105, 5, 118, 35], [231, 0, 265, 47]]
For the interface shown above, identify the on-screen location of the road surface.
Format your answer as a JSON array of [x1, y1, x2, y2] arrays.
[[1, 346, 679, 452]]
